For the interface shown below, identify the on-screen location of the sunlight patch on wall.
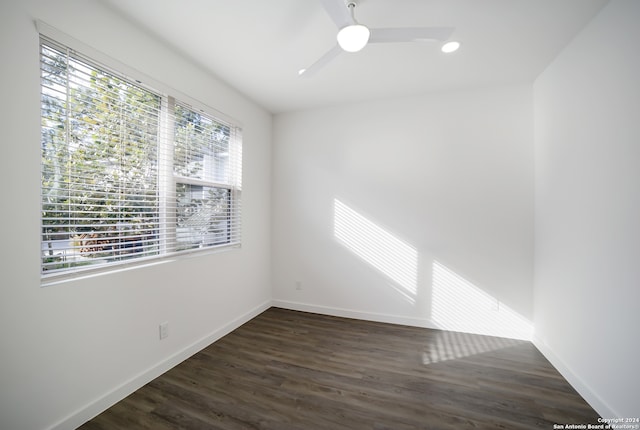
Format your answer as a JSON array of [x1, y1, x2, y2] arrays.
[[334, 199, 418, 301], [431, 261, 533, 340]]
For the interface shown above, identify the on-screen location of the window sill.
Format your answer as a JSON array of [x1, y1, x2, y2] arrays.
[[40, 244, 241, 287]]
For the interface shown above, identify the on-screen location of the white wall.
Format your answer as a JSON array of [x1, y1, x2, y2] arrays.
[[0, 1, 272, 429], [272, 85, 534, 339], [533, 0, 640, 418]]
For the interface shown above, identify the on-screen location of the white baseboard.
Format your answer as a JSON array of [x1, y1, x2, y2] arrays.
[[532, 336, 617, 419], [49, 300, 272, 430], [271, 299, 438, 329]]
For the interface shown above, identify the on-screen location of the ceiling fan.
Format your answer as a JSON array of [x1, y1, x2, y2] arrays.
[[298, 0, 459, 77]]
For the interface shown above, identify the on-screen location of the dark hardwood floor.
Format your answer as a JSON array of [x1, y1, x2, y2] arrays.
[[80, 307, 599, 429]]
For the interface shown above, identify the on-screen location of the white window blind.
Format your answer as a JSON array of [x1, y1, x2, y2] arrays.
[[40, 36, 242, 278]]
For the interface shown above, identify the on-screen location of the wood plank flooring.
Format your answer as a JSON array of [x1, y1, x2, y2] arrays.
[[80, 307, 600, 429]]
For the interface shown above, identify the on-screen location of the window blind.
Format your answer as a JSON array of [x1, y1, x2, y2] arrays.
[[40, 36, 242, 277]]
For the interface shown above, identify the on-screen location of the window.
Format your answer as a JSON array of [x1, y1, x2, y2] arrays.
[[40, 36, 242, 278]]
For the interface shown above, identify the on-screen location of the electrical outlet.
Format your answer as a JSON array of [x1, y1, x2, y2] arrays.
[[159, 321, 169, 340]]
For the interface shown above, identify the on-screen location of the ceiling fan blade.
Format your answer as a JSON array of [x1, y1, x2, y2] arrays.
[[369, 27, 454, 43], [299, 45, 343, 78], [320, 0, 355, 29]]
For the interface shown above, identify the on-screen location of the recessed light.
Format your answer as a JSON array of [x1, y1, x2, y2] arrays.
[[441, 41, 461, 53]]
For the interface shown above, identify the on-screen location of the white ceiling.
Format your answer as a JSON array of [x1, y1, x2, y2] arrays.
[[100, 0, 608, 113]]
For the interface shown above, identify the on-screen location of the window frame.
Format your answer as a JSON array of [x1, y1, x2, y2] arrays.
[[38, 24, 243, 285]]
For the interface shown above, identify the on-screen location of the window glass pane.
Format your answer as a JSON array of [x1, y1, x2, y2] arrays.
[[41, 41, 161, 273], [175, 184, 231, 250], [173, 105, 231, 183]]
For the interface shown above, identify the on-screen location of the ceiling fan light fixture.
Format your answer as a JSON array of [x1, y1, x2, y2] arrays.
[[337, 24, 370, 52], [441, 41, 461, 53]]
